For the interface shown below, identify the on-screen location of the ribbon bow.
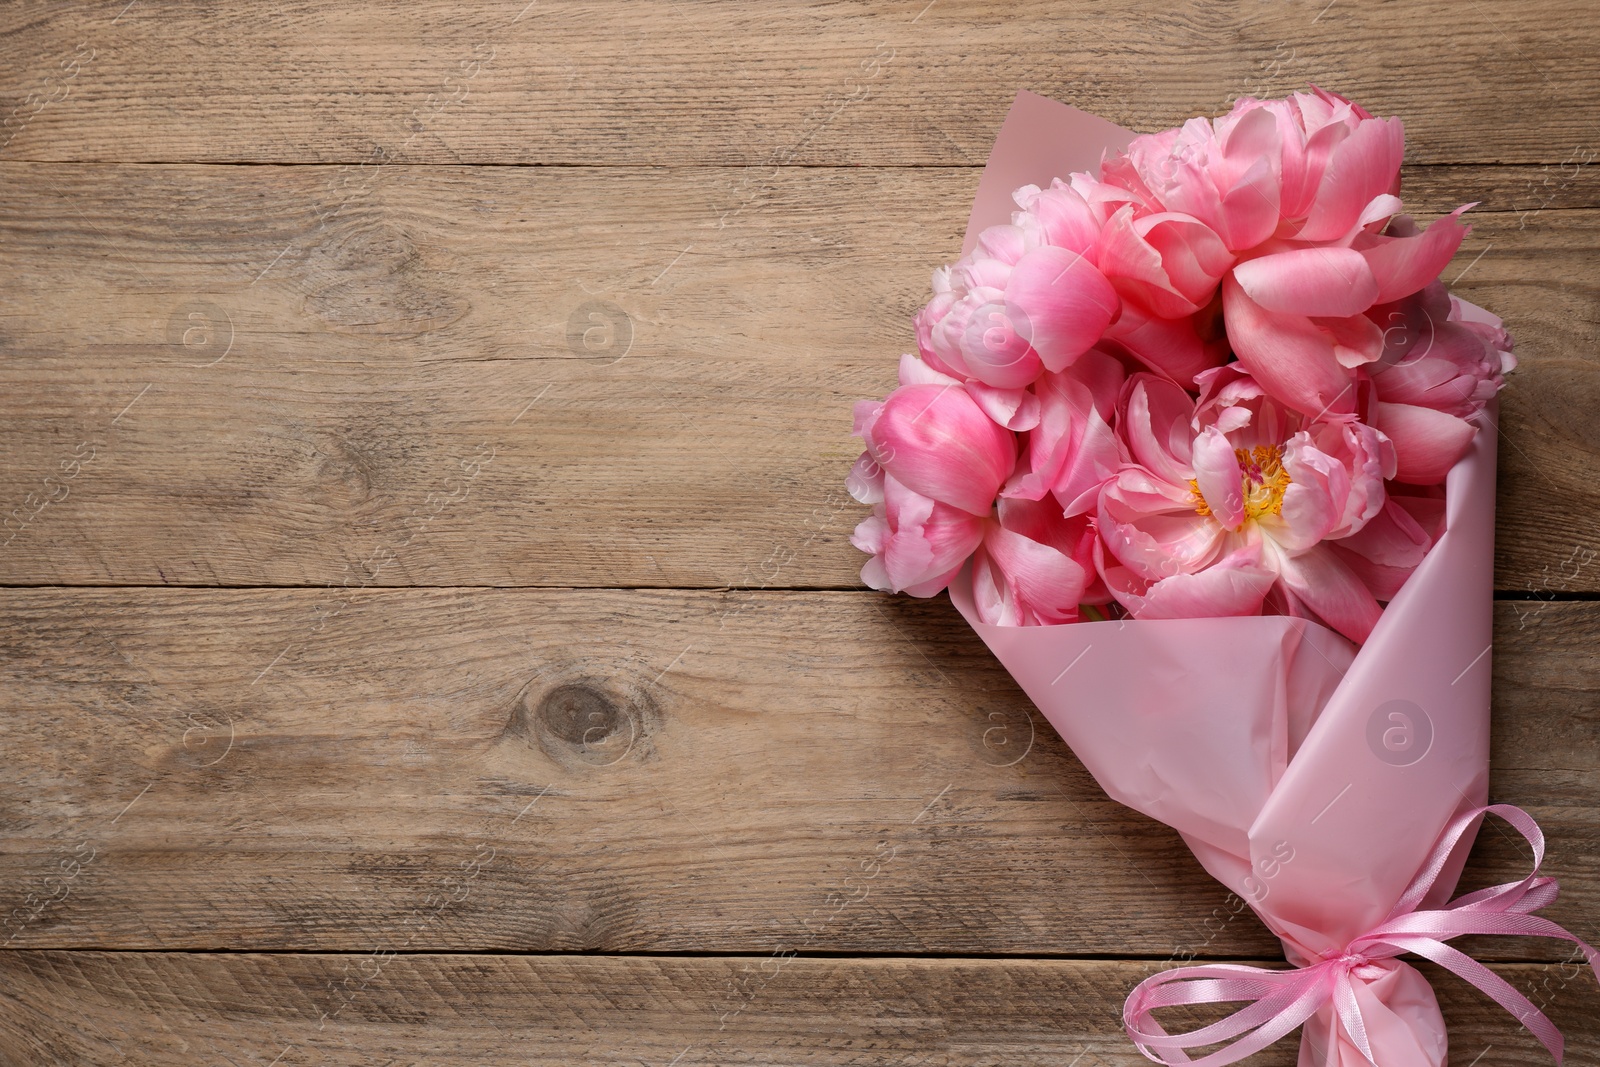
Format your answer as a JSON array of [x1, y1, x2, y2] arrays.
[[1123, 805, 1600, 1066]]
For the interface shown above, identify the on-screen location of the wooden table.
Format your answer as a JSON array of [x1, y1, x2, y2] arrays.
[[3, 2, 1597, 1063]]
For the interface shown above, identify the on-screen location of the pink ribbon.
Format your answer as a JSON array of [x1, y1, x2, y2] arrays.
[[1123, 805, 1600, 1066]]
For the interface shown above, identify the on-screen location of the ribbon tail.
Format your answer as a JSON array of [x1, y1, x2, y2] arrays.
[[1401, 937, 1567, 1063], [1330, 969, 1377, 1066]]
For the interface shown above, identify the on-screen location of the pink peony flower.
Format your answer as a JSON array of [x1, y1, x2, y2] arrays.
[[853, 376, 1017, 516], [915, 208, 1120, 398], [849, 460, 986, 597], [1096, 370, 1395, 642], [1082, 88, 1473, 416], [916, 224, 1045, 391], [849, 459, 1103, 614], [970, 496, 1101, 625], [1364, 277, 1516, 483]]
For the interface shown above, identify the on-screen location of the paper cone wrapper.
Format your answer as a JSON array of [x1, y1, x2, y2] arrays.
[[946, 91, 1501, 1066]]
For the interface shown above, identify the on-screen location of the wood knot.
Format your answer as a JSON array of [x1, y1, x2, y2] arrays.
[[506, 671, 658, 769], [539, 683, 625, 747]]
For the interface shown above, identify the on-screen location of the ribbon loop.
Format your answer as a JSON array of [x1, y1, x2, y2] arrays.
[[1123, 805, 1600, 1067]]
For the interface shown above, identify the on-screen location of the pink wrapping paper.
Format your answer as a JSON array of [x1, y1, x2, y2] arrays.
[[943, 92, 1566, 1065]]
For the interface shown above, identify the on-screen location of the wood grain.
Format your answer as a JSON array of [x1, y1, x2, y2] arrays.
[[2, 951, 1597, 1066], [2, 589, 1595, 957], [0, 163, 1595, 590], [3, 1, 1600, 167]]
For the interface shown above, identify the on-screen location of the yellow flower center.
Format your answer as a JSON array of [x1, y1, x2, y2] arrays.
[[1190, 444, 1291, 523]]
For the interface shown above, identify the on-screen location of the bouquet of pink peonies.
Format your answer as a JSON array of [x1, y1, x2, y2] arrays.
[[848, 89, 1598, 1066]]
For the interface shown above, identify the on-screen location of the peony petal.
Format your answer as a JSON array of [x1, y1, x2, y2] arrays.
[[970, 543, 1020, 626], [913, 290, 967, 379], [1016, 179, 1102, 257], [1357, 193, 1404, 230], [1002, 353, 1126, 511], [1120, 374, 1197, 486], [1216, 158, 1282, 251], [847, 452, 885, 504], [1003, 246, 1121, 371], [1316, 311, 1386, 369], [1336, 499, 1412, 568], [860, 552, 893, 593], [1103, 303, 1225, 385], [980, 522, 1091, 624], [1214, 107, 1284, 249], [976, 223, 1027, 265], [1328, 544, 1416, 602], [1271, 431, 1346, 549], [897, 352, 960, 388], [862, 477, 987, 598], [1271, 542, 1383, 644], [1298, 116, 1404, 242], [866, 384, 1016, 514], [850, 510, 888, 556], [1103, 543, 1275, 619], [1231, 246, 1379, 317], [1191, 426, 1247, 530], [1138, 213, 1235, 308], [1361, 205, 1472, 304], [955, 300, 1046, 388], [1098, 207, 1230, 318], [1392, 488, 1446, 543], [1316, 418, 1394, 536], [1051, 404, 1122, 515], [1098, 468, 1228, 581], [1372, 401, 1478, 484], [1223, 275, 1356, 418], [964, 381, 1041, 431]]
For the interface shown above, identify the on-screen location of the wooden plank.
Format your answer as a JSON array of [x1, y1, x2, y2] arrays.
[[1, 590, 1595, 956], [1, 951, 1596, 1065], [3, 1, 1600, 167], [0, 164, 1595, 590]]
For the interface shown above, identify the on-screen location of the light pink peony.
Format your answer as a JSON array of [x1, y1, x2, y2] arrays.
[[1364, 276, 1516, 483], [848, 460, 986, 597], [1096, 370, 1395, 643], [915, 205, 1120, 399], [849, 455, 1103, 615]]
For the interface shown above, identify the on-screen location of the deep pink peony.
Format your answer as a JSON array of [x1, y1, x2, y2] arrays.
[[1082, 88, 1473, 417], [853, 368, 1017, 516], [970, 497, 1102, 626]]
